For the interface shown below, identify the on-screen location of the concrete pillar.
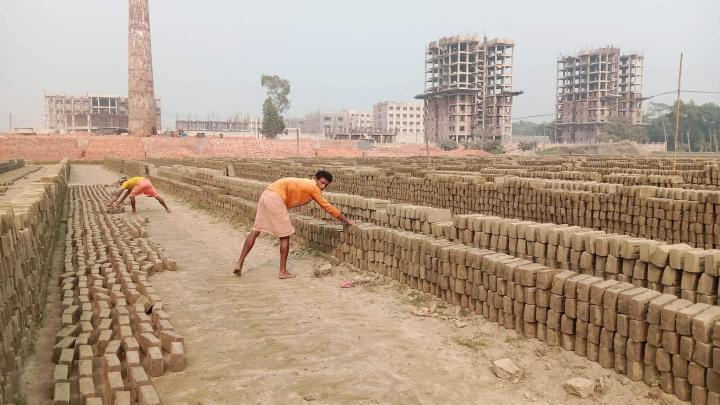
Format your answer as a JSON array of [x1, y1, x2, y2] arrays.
[[128, 0, 157, 137]]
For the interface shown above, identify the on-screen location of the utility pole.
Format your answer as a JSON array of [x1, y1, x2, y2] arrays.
[[673, 53, 683, 170], [296, 128, 300, 157], [8, 113, 11, 133]]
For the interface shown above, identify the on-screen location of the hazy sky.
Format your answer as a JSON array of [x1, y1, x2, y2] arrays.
[[1, 0, 719, 130]]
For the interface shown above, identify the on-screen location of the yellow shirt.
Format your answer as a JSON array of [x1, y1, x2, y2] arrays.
[[121, 176, 144, 190], [267, 177, 340, 218]]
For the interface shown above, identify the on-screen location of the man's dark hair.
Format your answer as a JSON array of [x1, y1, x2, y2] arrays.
[[315, 170, 333, 183]]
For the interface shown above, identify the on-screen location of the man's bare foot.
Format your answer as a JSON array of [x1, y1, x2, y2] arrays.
[[233, 262, 243, 277], [166, 209, 172, 213], [278, 271, 296, 279]]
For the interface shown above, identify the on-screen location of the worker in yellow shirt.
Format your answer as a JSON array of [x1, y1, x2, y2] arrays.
[[107, 176, 171, 214], [234, 170, 352, 279]]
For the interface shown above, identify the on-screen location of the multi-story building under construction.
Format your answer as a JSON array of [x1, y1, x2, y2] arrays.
[[44, 94, 161, 134], [419, 35, 515, 143], [556, 47, 644, 143]]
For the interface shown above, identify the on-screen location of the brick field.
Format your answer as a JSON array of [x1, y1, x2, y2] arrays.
[[7, 154, 720, 404]]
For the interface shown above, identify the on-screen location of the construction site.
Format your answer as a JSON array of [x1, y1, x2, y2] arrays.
[[2, 0, 719, 404]]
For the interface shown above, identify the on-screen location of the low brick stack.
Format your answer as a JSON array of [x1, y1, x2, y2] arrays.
[[52, 184, 183, 405], [0, 165, 41, 187], [0, 161, 68, 403]]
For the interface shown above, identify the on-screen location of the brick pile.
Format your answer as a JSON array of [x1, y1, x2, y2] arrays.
[[104, 159, 720, 403], [0, 161, 68, 403], [0, 165, 41, 187], [52, 184, 183, 405]]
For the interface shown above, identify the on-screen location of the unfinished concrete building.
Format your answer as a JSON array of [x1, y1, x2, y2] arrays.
[[419, 35, 515, 143], [556, 47, 644, 143], [44, 94, 161, 134], [128, 0, 157, 136]]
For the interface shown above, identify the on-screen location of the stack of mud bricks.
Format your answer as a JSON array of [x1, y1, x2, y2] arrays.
[[0, 161, 68, 403], [381, 203, 452, 236], [0, 159, 24, 175], [300, 193, 390, 224], [450, 214, 720, 302], [337, 221, 720, 404], [52, 185, 183, 405]]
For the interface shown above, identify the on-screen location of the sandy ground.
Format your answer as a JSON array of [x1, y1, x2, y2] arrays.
[[21, 165, 684, 405]]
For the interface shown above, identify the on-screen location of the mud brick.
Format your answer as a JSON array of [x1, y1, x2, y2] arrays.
[[647, 294, 677, 325], [711, 392, 720, 405], [53, 382, 70, 405], [681, 335, 696, 360], [79, 376, 97, 401], [102, 353, 121, 375], [549, 294, 564, 313], [674, 354, 689, 378], [58, 348, 74, 366], [123, 337, 140, 353], [551, 270, 576, 295], [535, 269, 557, 289], [675, 377, 692, 401], [78, 359, 93, 378], [656, 347, 672, 371], [661, 299, 693, 331], [648, 325, 663, 346], [690, 361, 707, 386], [565, 298, 577, 319], [626, 340, 644, 362], [105, 340, 122, 356], [699, 274, 719, 296], [55, 324, 80, 344], [663, 330, 681, 354], [144, 346, 164, 377], [126, 350, 141, 368], [617, 288, 647, 315], [589, 304, 603, 326], [86, 398, 103, 405], [576, 301, 590, 322], [694, 386, 709, 405], [645, 344, 657, 365], [170, 341, 185, 371], [662, 265, 681, 286], [629, 320, 648, 342], [52, 337, 76, 363], [603, 282, 635, 311], [78, 344, 93, 361], [599, 347, 615, 368], [615, 352, 627, 374], [643, 362, 661, 386], [709, 369, 720, 393], [138, 333, 161, 354], [651, 244, 674, 267], [695, 341, 714, 367], [128, 366, 151, 400], [629, 290, 661, 320], [54, 364, 69, 381], [97, 329, 113, 353], [590, 279, 619, 306], [693, 307, 720, 343], [677, 303, 712, 335], [615, 314, 630, 337], [603, 309, 618, 332], [114, 391, 132, 405], [627, 359, 645, 381], [138, 385, 162, 405], [562, 333, 575, 351]]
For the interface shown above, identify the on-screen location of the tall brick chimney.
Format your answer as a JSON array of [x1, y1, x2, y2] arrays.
[[128, 0, 157, 137]]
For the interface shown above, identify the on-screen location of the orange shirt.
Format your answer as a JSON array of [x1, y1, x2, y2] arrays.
[[267, 177, 340, 218]]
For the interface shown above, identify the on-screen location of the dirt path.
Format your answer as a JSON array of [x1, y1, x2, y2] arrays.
[[24, 165, 683, 405]]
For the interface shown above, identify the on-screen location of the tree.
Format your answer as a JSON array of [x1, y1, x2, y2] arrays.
[[260, 74, 291, 114], [261, 97, 285, 138], [599, 117, 648, 143], [645, 101, 720, 152]]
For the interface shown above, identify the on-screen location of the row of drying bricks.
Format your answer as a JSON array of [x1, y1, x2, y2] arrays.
[[52, 188, 183, 405]]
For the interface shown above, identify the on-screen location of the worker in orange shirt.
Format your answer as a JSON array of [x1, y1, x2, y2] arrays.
[[233, 170, 352, 279], [107, 176, 171, 214]]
